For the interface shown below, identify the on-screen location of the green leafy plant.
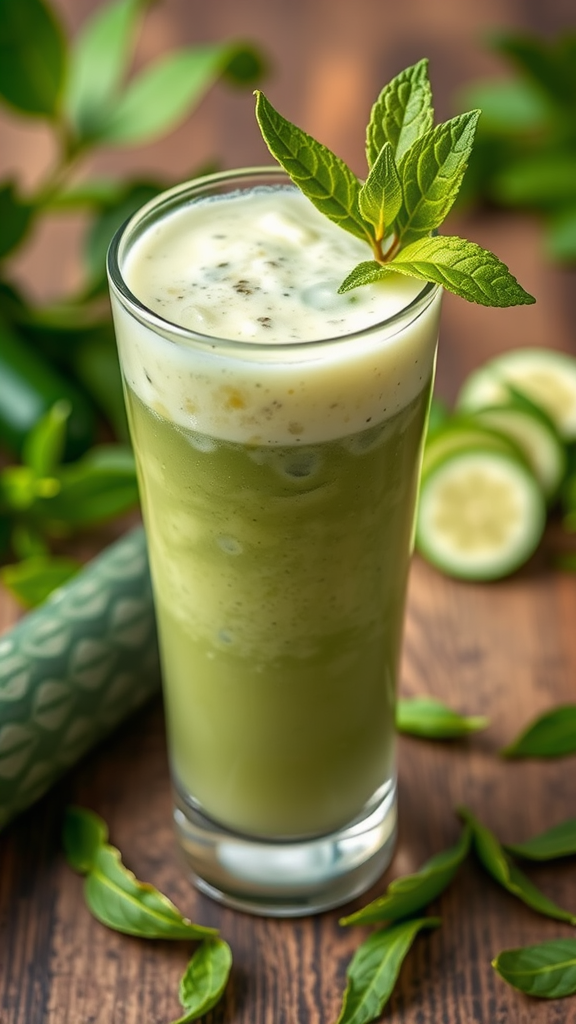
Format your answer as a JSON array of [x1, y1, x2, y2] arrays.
[[458, 31, 576, 262], [0, 0, 265, 600], [254, 60, 534, 306], [0, 401, 139, 605]]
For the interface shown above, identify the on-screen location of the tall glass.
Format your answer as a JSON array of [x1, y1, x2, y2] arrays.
[[107, 169, 441, 916]]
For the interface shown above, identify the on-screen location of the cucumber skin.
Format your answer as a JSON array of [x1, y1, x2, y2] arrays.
[[422, 417, 528, 480], [0, 320, 96, 460], [456, 348, 576, 442], [0, 528, 160, 832]]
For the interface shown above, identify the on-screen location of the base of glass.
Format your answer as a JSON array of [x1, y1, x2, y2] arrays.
[[173, 779, 397, 917]]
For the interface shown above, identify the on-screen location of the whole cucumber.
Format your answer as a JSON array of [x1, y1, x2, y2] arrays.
[[0, 319, 96, 459], [0, 527, 161, 831]]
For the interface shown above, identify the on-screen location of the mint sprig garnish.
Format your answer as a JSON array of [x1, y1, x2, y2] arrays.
[[339, 236, 532, 307], [254, 91, 369, 245], [254, 60, 535, 307], [366, 58, 433, 166], [394, 111, 480, 247]]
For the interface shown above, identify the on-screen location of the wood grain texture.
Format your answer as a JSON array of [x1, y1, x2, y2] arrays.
[[1, 0, 576, 1020]]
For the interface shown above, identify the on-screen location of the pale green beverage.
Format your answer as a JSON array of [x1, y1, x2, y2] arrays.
[[108, 170, 441, 913]]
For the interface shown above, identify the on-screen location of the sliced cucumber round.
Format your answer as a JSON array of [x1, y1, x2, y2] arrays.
[[469, 402, 566, 502], [457, 347, 576, 441], [422, 419, 526, 480], [416, 449, 546, 581]]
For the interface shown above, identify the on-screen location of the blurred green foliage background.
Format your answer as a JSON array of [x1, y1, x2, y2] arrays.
[[0, 0, 266, 604]]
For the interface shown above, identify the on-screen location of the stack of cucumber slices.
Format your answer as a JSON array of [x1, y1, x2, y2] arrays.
[[416, 348, 576, 581]]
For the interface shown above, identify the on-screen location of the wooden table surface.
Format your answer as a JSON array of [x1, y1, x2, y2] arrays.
[[1, 1, 576, 1021]]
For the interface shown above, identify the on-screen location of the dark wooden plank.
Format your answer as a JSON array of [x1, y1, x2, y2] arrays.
[[1, 543, 575, 1023]]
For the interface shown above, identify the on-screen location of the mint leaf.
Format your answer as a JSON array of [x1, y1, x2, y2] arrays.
[[337, 260, 386, 292], [396, 697, 489, 738], [171, 939, 233, 1023], [395, 111, 480, 246], [336, 918, 441, 1024], [501, 704, 576, 757], [22, 399, 71, 476], [63, 806, 218, 941], [65, 0, 145, 139], [493, 939, 576, 998], [254, 91, 370, 244], [459, 806, 576, 925], [63, 806, 109, 873], [340, 235, 535, 307], [504, 818, 576, 861], [0, 182, 33, 259], [358, 143, 402, 243], [340, 824, 471, 926], [0, 0, 67, 118], [254, 63, 534, 307], [99, 43, 257, 145], [366, 58, 433, 166]]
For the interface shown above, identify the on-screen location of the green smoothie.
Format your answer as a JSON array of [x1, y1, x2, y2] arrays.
[[126, 385, 431, 837], [110, 178, 441, 842]]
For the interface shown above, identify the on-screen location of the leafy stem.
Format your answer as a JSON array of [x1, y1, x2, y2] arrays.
[[255, 62, 535, 307]]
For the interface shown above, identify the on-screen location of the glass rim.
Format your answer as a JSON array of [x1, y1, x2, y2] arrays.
[[106, 166, 440, 353]]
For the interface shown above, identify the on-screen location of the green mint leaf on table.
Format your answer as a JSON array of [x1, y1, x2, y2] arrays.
[[340, 824, 470, 926], [366, 58, 433, 167], [358, 143, 402, 245], [339, 236, 535, 307], [255, 63, 535, 306], [254, 91, 369, 244], [504, 818, 576, 862], [396, 697, 489, 739], [0, 0, 67, 118], [492, 939, 576, 999], [502, 704, 576, 758], [458, 806, 576, 925], [336, 918, 441, 1024], [171, 939, 233, 1024], [63, 806, 217, 940], [394, 111, 480, 247]]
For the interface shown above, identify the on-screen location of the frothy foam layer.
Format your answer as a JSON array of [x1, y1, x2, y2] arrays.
[[112, 185, 441, 444]]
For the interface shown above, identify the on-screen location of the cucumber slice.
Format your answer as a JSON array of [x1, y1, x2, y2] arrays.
[[457, 348, 576, 441], [416, 449, 546, 580], [470, 402, 566, 501], [422, 419, 525, 479]]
